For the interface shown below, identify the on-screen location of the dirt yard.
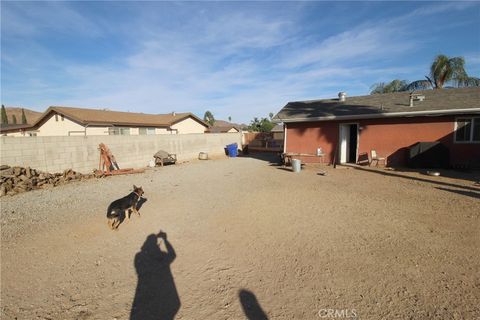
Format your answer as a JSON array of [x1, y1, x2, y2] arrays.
[[1, 155, 479, 319]]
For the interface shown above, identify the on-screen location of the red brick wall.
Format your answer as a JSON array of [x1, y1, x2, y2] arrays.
[[286, 115, 480, 166]]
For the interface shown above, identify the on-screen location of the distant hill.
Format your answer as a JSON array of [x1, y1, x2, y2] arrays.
[[3, 107, 42, 125], [213, 120, 248, 130]]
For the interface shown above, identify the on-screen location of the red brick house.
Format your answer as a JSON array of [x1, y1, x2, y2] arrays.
[[273, 87, 480, 167]]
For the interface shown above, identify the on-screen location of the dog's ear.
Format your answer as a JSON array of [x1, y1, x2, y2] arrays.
[[133, 184, 137, 190]]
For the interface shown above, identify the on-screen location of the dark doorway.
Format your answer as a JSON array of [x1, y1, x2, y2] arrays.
[[348, 124, 358, 163]]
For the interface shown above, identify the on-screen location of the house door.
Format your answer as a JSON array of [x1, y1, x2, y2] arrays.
[[339, 124, 358, 164]]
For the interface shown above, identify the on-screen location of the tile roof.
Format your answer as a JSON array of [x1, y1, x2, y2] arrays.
[[30, 106, 208, 128], [207, 126, 240, 133], [271, 124, 284, 132], [274, 87, 480, 122], [0, 123, 33, 133]]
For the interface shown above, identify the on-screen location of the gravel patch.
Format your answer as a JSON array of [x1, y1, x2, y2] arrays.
[[1, 156, 479, 319]]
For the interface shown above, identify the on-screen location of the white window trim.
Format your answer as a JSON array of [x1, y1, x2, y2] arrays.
[[454, 116, 480, 144]]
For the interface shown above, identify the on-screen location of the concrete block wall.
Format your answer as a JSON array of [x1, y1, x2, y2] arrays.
[[0, 133, 242, 174]]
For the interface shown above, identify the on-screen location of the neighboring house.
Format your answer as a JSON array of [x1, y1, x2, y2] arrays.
[[0, 124, 35, 137], [274, 87, 480, 167], [207, 126, 240, 133], [0, 106, 209, 136], [271, 124, 284, 140]]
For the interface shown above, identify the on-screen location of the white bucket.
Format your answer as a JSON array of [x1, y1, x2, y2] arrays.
[[291, 159, 301, 173], [198, 152, 209, 160]]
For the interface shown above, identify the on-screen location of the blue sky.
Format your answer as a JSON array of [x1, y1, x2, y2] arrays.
[[1, 1, 479, 123]]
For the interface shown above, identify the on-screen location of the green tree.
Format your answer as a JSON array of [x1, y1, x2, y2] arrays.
[[371, 55, 479, 93], [228, 116, 232, 122], [1, 105, 8, 124], [21, 108, 27, 124], [12, 115, 17, 124], [406, 54, 478, 90], [248, 117, 275, 132], [203, 110, 215, 126], [370, 79, 409, 94]]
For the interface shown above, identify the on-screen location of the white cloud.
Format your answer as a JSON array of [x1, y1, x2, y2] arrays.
[[1, 2, 102, 37], [1, 2, 478, 122]]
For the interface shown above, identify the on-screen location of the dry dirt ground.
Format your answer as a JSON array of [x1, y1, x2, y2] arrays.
[[1, 155, 479, 320]]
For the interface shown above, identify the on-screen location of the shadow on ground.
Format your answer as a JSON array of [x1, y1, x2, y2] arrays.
[[239, 289, 268, 320], [435, 187, 480, 200], [351, 165, 480, 192], [240, 152, 283, 166], [130, 231, 180, 320]]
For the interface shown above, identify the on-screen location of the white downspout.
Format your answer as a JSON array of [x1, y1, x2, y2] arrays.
[[283, 123, 287, 154]]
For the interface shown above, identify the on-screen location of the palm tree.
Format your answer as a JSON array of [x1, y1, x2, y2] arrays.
[[370, 79, 409, 94], [203, 110, 215, 126], [406, 54, 474, 90]]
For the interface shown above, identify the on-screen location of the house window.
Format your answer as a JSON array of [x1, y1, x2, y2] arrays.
[[61, 115, 64, 121], [55, 114, 58, 121], [108, 127, 131, 135], [139, 127, 156, 135], [455, 117, 480, 143]]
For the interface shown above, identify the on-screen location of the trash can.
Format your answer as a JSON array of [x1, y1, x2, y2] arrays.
[[226, 143, 238, 157], [291, 159, 301, 172]]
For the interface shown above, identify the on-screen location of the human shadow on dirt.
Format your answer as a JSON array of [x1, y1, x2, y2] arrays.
[[130, 231, 180, 320], [239, 289, 268, 320]]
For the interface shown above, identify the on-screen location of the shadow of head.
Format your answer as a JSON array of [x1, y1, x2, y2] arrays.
[[239, 289, 268, 320]]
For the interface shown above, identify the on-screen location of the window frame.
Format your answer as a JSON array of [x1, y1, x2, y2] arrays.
[[454, 116, 480, 144], [139, 127, 156, 135], [108, 127, 131, 136]]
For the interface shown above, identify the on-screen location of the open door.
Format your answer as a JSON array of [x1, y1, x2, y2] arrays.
[[338, 124, 358, 164]]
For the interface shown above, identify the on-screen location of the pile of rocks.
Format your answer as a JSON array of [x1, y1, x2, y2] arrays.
[[0, 165, 94, 196]]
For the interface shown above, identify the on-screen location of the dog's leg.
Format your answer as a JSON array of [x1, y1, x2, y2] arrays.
[[132, 204, 141, 217], [113, 218, 120, 230]]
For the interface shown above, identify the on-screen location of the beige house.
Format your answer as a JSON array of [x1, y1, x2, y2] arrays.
[[1, 106, 208, 137]]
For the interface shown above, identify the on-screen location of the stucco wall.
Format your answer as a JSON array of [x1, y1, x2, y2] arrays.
[[0, 133, 242, 174], [171, 117, 207, 134], [286, 115, 480, 167], [155, 128, 171, 135], [35, 114, 110, 136]]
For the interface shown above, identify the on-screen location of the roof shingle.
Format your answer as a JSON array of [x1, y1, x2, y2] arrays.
[[274, 87, 480, 122]]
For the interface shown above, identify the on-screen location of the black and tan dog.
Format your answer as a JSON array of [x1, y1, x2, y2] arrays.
[[107, 185, 145, 230]]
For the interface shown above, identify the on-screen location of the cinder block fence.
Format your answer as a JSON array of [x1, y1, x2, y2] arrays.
[[0, 133, 242, 174]]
